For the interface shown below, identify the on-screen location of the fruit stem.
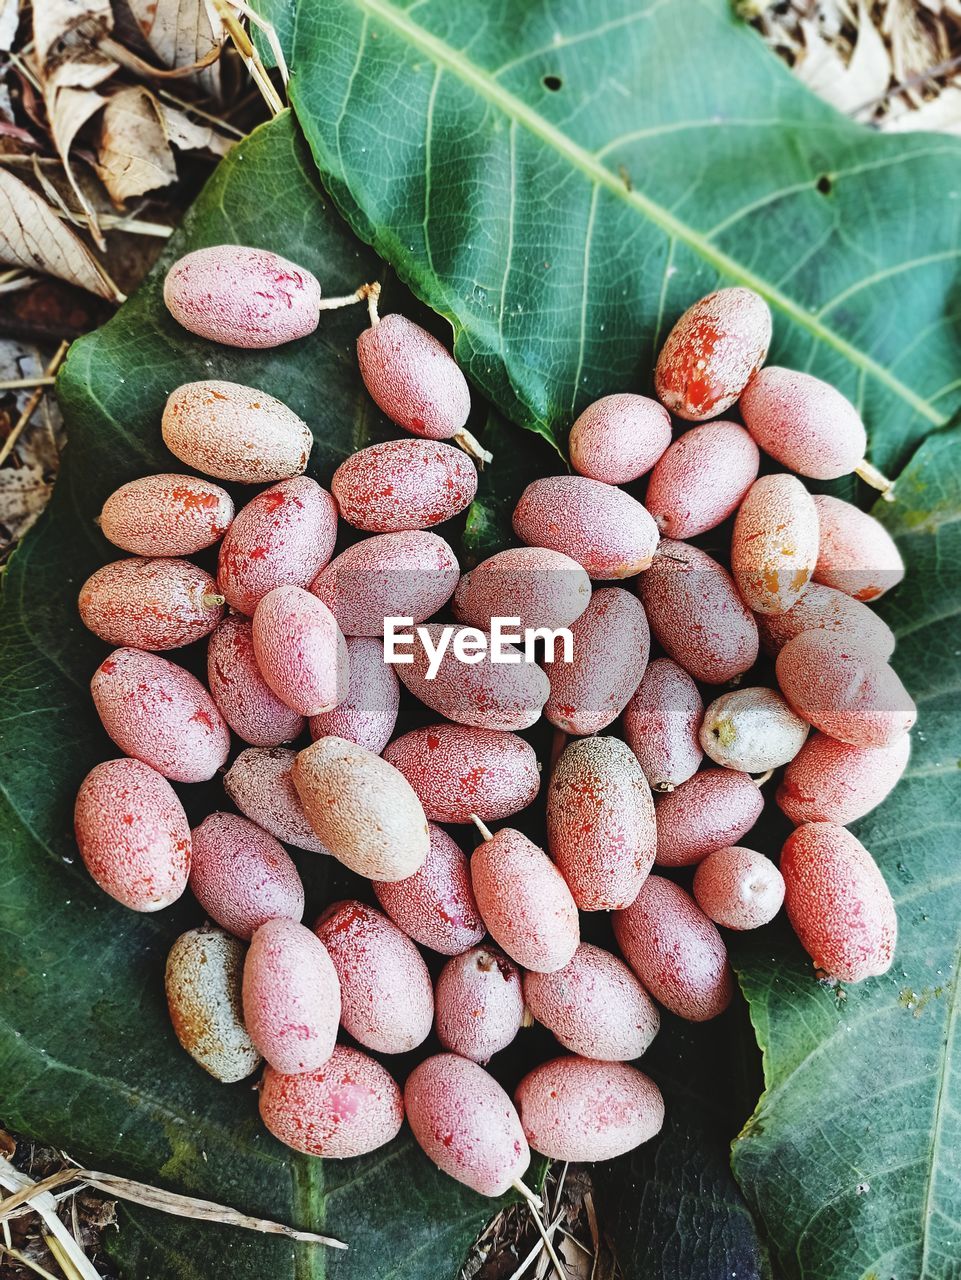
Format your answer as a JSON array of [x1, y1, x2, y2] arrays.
[[453, 428, 493, 468], [753, 769, 774, 788], [203, 593, 226, 608], [316, 281, 381, 313], [855, 458, 896, 502], [470, 814, 494, 842], [366, 280, 381, 326], [511, 1177, 544, 1212], [521, 1005, 534, 1029]]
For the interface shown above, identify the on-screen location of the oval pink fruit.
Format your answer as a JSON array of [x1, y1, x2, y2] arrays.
[[99, 473, 234, 557], [309, 636, 400, 753], [251, 585, 348, 717], [568, 393, 671, 484], [331, 438, 477, 532], [623, 658, 703, 792], [357, 313, 471, 440], [189, 812, 304, 941], [224, 746, 331, 855], [435, 947, 526, 1064], [74, 758, 190, 911], [453, 546, 591, 633], [165, 926, 261, 1083], [654, 768, 764, 867], [740, 367, 867, 479], [731, 474, 819, 615], [812, 493, 905, 602], [373, 823, 485, 955], [756, 582, 895, 658], [79, 557, 223, 650], [207, 614, 305, 747], [692, 846, 785, 931], [777, 732, 911, 826], [644, 421, 759, 537]]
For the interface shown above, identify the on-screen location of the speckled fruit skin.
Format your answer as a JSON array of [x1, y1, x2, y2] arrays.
[[547, 736, 656, 911], [315, 901, 434, 1054], [644, 421, 760, 538], [781, 823, 897, 982], [776, 631, 916, 748], [692, 846, 785, 931], [700, 686, 809, 773], [259, 1045, 403, 1158], [99, 474, 234, 557], [731, 474, 819, 615], [78, 556, 224, 650], [162, 380, 313, 484], [513, 475, 659, 579], [516, 1057, 665, 1161], [373, 823, 485, 956], [357, 313, 471, 438], [654, 287, 772, 421], [90, 648, 230, 783], [543, 587, 649, 736], [331, 438, 477, 532], [812, 493, 905, 602], [568, 393, 671, 484], [396, 624, 550, 731], [242, 918, 340, 1074], [216, 477, 337, 616], [309, 636, 400, 753], [251, 585, 348, 717], [471, 827, 579, 973], [756, 582, 895, 658], [311, 530, 460, 637], [404, 1054, 530, 1197], [189, 812, 304, 941], [523, 943, 660, 1061], [640, 540, 759, 683], [382, 724, 539, 824], [223, 746, 330, 854], [623, 658, 703, 792], [74, 758, 190, 911], [654, 768, 764, 867], [613, 875, 734, 1021], [163, 245, 321, 347], [435, 947, 525, 1063], [453, 546, 592, 633], [207, 614, 305, 747], [165, 927, 261, 1083], [777, 732, 911, 826], [292, 736, 429, 880], [740, 367, 867, 479]]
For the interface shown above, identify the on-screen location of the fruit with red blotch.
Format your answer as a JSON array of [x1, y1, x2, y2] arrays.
[[513, 475, 659, 579], [781, 823, 897, 982], [699, 686, 809, 773], [259, 1045, 403, 1158], [189, 812, 304, 941], [242, 918, 340, 1073], [547, 736, 656, 911], [654, 768, 764, 867], [309, 636, 400, 754], [434, 947, 525, 1063], [756, 582, 895, 659], [315, 901, 434, 1054], [251, 585, 348, 717], [775, 631, 916, 748], [395, 624, 550, 732], [74, 758, 191, 911], [453, 546, 591, 633], [404, 1054, 530, 1197], [543, 587, 649, 736], [382, 723, 539, 824], [640, 540, 759, 683], [614, 875, 734, 1021], [739, 366, 867, 480], [90, 648, 230, 783], [165, 926, 261, 1083], [216, 477, 337, 616], [292, 736, 429, 881], [654, 287, 772, 421], [523, 943, 660, 1061], [373, 824, 485, 956], [207, 614, 305, 747], [777, 732, 911, 826], [568, 393, 671, 484], [515, 1057, 664, 1161], [644, 421, 759, 537], [812, 493, 905, 602], [623, 658, 703, 792], [223, 746, 330, 855], [163, 245, 321, 347], [471, 826, 579, 973], [162, 381, 313, 484], [79, 557, 224, 650], [331, 438, 477, 532], [692, 846, 785, 931], [357, 312, 471, 436], [311, 530, 459, 637], [99, 473, 234, 557], [731, 474, 819, 615]]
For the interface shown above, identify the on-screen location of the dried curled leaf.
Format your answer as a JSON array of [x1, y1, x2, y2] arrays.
[[96, 86, 176, 204], [33, 0, 112, 72], [127, 0, 223, 87]]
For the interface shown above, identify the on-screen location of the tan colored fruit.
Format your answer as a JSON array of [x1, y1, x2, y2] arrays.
[[165, 927, 261, 1083]]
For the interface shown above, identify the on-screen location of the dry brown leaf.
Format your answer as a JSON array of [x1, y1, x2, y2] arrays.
[[33, 0, 112, 72], [845, 1, 893, 109], [96, 85, 176, 203], [884, 0, 945, 103], [0, 0, 19, 53], [126, 0, 223, 91], [885, 82, 961, 129], [794, 5, 891, 114], [160, 101, 233, 156]]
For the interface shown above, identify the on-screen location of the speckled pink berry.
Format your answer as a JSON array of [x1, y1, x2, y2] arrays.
[[74, 758, 190, 911], [78, 557, 223, 651], [309, 636, 400, 753], [731, 474, 819, 615], [404, 1054, 530, 1197], [259, 1045, 403, 1158], [162, 381, 313, 484], [435, 947, 525, 1064], [165, 926, 261, 1083], [357, 312, 471, 438], [251, 585, 348, 717], [99, 473, 234, 557], [812, 493, 905, 602], [623, 658, 703, 792], [777, 731, 911, 826], [692, 846, 785, 931], [189, 812, 304, 941], [373, 823, 485, 956], [740, 367, 867, 479], [654, 769, 764, 867], [756, 582, 895, 658], [242, 918, 340, 1073], [614, 875, 733, 1021], [90, 648, 230, 783], [568, 394, 671, 484], [644, 421, 760, 537], [700, 686, 809, 773], [453, 546, 591, 633], [207, 614, 304, 746], [164, 245, 321, 347], [224, 746, 330, 855], [331, 438, 477, 532]]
